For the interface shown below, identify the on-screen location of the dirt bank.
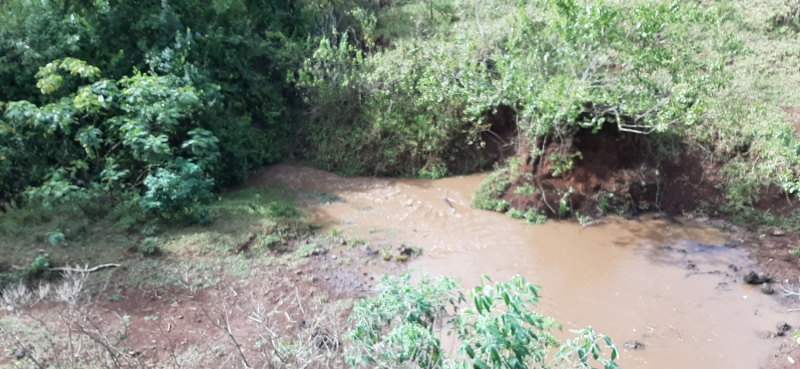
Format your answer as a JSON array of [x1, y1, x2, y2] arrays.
[[499, 125, 800, 220]]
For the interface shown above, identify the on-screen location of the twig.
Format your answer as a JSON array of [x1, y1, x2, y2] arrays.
[[48, 264, 121, 273], [10, 263, 121, 273]]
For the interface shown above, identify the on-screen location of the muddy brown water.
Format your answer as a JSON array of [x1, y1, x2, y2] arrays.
[[253, 165, 792, 369]]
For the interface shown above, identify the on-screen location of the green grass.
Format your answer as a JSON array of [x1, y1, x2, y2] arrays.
[[0, 185, 318, 290], [471, 167, 515, 212]]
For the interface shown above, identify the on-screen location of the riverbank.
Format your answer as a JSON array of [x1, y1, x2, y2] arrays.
[[3, 164, 800, 368]]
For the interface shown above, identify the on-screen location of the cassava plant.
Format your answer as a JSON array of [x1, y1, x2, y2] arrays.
[[347, 273, 620, 369]]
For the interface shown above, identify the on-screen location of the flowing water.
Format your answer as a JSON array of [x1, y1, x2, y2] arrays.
[[253, 164, 789, 369]]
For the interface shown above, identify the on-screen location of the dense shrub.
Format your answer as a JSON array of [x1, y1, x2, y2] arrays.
[[297, 0, 741, 177], [348, 274, 620, 368], [141, 159, 214, 220], [0, 0, 319, 204]]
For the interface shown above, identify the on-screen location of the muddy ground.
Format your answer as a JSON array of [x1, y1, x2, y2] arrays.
[[739, 228, 800, 368], [0, 236, 410, 368]]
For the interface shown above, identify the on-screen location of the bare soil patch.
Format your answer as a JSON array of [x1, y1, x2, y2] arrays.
[[0, 236, 411, 368]]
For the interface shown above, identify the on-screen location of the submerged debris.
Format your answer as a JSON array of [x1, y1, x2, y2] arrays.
[[624, 341, 645, 350]]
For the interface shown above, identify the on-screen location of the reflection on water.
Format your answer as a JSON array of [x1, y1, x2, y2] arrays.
[[253, 164, 786, 369]]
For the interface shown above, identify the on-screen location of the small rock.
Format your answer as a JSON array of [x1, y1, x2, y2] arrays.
[[331, 255, 337, 260], [728, 264, 741, 272], [325, 276, 330, 280], [341, 239, 347, 245], [624, 341, 645, 350], [777, 322, 792, 332], [761, 331, 779, 339], [178, 315, 183, 320], [14, 348, 26, 360], [770, 229, 787, 237], [710, 219, 726, 227], [730, 226, 746, 234], [744, 271, 761, 284], [761, 283, 775, 295], [38, 249, 45, 254], [744, 271, 772, 285], [397, 244, 414, 256], [295, 270, 303, 275], [686, 261, 697, 270]]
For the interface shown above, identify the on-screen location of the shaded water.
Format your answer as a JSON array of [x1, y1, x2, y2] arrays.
[[254, 165, 788, 369]]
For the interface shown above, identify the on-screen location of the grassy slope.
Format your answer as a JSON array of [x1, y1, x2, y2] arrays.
[[0, 186, 337, 292], [383, 0, 800, 223]]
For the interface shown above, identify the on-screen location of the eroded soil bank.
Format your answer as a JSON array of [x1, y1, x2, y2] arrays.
[[492, 126, 800, 220], [255, 164, 800, 369]]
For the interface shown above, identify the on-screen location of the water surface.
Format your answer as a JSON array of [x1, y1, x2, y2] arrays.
[[254, 165, 786, 369]]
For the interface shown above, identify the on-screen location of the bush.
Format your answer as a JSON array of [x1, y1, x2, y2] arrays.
[[141, 159, 214, 220], [296, 0, 741, 178], [472, 168, 515, 211], [347, 274, 620, 368], [0, 0, 319, 201], [266, 202, 302, 219], [138, 237, 159, 255], [22, 254, 51, 280]]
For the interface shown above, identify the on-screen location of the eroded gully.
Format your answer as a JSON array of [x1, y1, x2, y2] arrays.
[[253, 164, 790, 369]]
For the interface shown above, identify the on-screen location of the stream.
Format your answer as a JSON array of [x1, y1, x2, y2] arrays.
[[254, 164, 790, 369]]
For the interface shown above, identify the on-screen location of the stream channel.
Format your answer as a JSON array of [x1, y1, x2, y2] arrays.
[[254, 164, 790, 369]]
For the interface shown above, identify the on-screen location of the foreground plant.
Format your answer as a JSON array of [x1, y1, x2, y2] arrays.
[[347, 274, 619, 369]]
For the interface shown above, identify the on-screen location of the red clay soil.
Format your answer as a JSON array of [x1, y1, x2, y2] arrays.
[[502, 125, 800, 219], [0, 240, 408, 368], [505, 126, 700, 217]]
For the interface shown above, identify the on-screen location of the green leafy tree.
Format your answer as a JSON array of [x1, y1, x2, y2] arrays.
[[1, 35, 220, 213], [0, 0, 319, 203]]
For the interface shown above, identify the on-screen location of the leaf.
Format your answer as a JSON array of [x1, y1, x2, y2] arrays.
[[473, 359, 490, 369]]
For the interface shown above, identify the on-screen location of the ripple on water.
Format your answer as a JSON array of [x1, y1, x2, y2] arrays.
[[254, 164, 787, 369]]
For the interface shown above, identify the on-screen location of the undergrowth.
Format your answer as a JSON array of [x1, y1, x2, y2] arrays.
[[0, 185, 319, 290]]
